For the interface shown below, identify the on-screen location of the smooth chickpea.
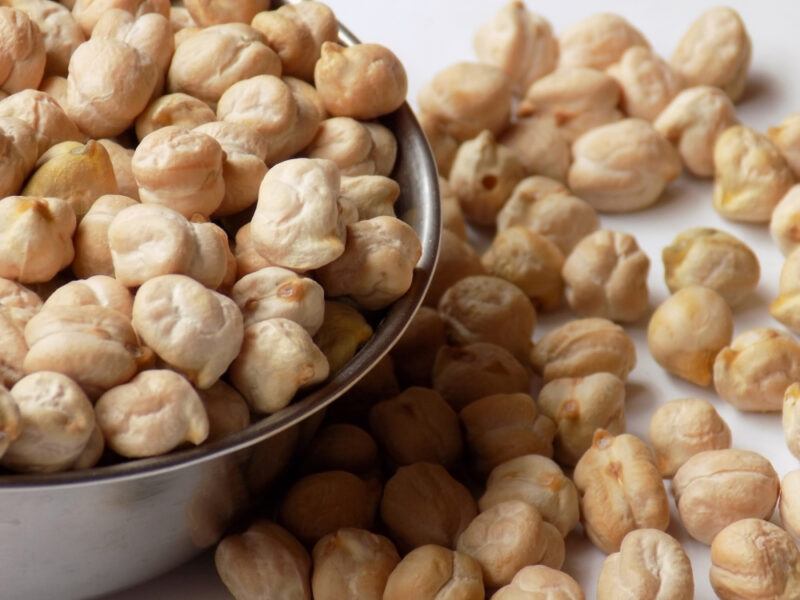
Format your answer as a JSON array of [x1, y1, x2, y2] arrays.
[[558, 13, 648, 70], [383, 544, 484, 600], [0, 89, 83, 155], [493, 565, 584, 600], [424, 229, 486, 308], [607, 46, 682, 122], [135, 93, 215, 141], [302, 424, 378, 475], [199, 381, 251, 444], [312, 301, 372, 375], [499, 117, 570, 183], [0, 116, 37, 198], [0, 7, 46, 94], [390, 306, 445, 387]]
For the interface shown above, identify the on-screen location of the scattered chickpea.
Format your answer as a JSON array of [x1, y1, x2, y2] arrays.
[[493, 565, 584, 600], [780, 470, 800, 540], [383, 544, 484, 600], [499, 117, 571, 183], [421, 114, 459, 177], [302, 424, 378, 475], [769, 113, 800, 178], [424, 229, 486, 308], [558, 12, 649, 70], [607, 46, 683, 122]]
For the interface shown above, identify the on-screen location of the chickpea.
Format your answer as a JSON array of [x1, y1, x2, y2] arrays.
[[654, 86, 738, 177], [460, 393, 556, 475], [381, 462, 477, 551], [671, 7, 751, 102], [198, 381, 250, 444], [424, 230, 486, 308], [597, 529, 693, 600], [328, 354, 399, 423], [70, 421, 104, 469], [418, 62, 512, 142], [279, 471, 378, 545], [421, 113, 458, 177], [568, 118, 681, 213], [312, 301, 372, 375], [493, 565, 584, 600], [0, 90, 83, 155], [771, 247, 800, 333], [769, 114, 800, 178], [2, 372, 94, 473], [215, 521, 310, 600], [574, 430, 670, 553], [44, 275, 132, 317], [98, 138, 139, 200], [780, 470, 800, 540], [448, 130, 525, 226], [771, 184, 800, 255], [390, 306, 445, 387], [558, 13, 649, 70], [0, 7, 46, 94], [531, 318, 636, 383], [72, 194, 137, 278], [316, 216, 422, 311], [537, 372, 626, 466], [304, 117, 377, 176], [71, 0, 169, 35], [369, 387, 462, 467], [182, 0, 267, 27], [40, 74, 68, 106], [383, 544, 484, 600], [499, 117, 570, 183], [303, 424, 378, 475], [169, 6, 194, 32], [0, 278, 41, 388], [710, 519, 800, 599], [607, 46, 682, 122], [134, 93, 216, 141], [782, 384, 800, 461], [439, 176, 468, 239], [0, 116, 38, 198], [562, 230, 650, 322], [0, 386, 20, 460], [311, 528, 400, 600], [647, 286, 733, 386], [234, 223, 273, 278], [339, 175, 399, 220]]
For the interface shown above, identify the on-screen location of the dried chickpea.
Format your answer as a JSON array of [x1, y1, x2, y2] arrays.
[[198, 381, 250, 444], [312, 301, 372, 375], [0, 116, 38, 198], [389, 307, 444, 387], [304, 117, 377, 176], [418, 62, 512, 141], [369, 387, 462, 467], [713, 125, 794, 222], [493, 565, 584, 600], [421, 114, 458, 177], [783, 384, 800, 460], [279, 471, 378, 545], [71, 0, 169, 36], [654, 86, 738, 177], [43, 275, 132, 316], [0, 386, 20, 460], [499, 117, 570, 183], [424, 230, 486, 308], [647, 286, 733, 386], [710, 519, 800, 600], [558, 13, 648, 70], [169, 6, 194, 31], [672, 448, 779, 544], [537, 372, 626, 466], [648, 398, 731, 477], [531, 318, 636, 383], [0, 7, 46, 94], [771, 247, 800, 333], [480, 455, 579, 537], [769, 114, 800, 178], [574, 430, 670, 553], [0, 89, 83, 155], [2, 371, 94, 473], [381, 462, 477, 551], [460, 393, 556, 475], [303, 424, 378, 475], [134, 93, 215, 141], [234, 224, 273, 278], [607, 46, 683, 122], [339, 175, 399, 220], [70, 421, 103, 470], [40, 74, 68, 106], [771, 185, 800, 256], [562, 230, 650, 323], [182, 0, 267, 27], [364, 122, 397, 176], [98, 138, 139, 200], [328, 354, 399, 423], [780, 470, 800, 540], [215, 521, 311, 600], [72, 194, 137, 278], [597, 529, 693, 600], [311, 528, 399, 600], [568, 118, 681, 213], [438, 176, 467, 239], [383, 544, 484, 600], [671, 7, 751, 102], [0, 278, 41, 388]]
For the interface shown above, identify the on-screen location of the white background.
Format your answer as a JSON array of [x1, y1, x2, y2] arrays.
[[112, 1, 800, 598]]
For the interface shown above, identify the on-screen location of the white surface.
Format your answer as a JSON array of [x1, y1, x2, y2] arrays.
[[113, 1, 800, 598]]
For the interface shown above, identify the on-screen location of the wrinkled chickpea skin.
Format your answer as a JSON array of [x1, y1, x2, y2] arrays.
[[72, 194, 137, 279], [499, 116, 571, 183], [0, 7, 47, 94], [771, 247, 800, 333], [493, 565, 584, 600], [0, 89, 83, 155], [43, 275, 133, 317], [135, 92, 216, 141], [383, 544, 484, 600], [607, 46, 683, 122], [0, 116, 37, 198], [559, 13, 649, 70]]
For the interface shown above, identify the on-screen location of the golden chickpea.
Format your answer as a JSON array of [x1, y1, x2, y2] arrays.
[[559, 12, 648, 70], [493, 565, 584, 600], [424, 230, 486, 308], [607, 46, 683, 122], [771, 247, 800, 333], [383, 545, 484, 600], [312, 301, 372, 375]]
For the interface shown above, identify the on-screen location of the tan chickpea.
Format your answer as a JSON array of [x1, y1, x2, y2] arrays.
[[134, 93, 215, 141], [538, 372, 626, 466], [421, 114, 459, 177], [0, 278, 41, 388], [499, 117, 570, 183], [215, 521, 310, 600], [783, 384, 800, 460], [182, 0, 267, 27], [339, 175, 399, 220], [234, 224, 273, 278], [169, 5, 195, 31], [0, 116, 37, 198], [480, 454, 579, 537], [671, 7, 751, 102], [531, 318, 636, 383], [0, 7, 46, 94], [2, 372, 94, 473], [43, 275, 133, 316], [72, 194, 137, 279], [493, 565, 584, 600], [424, 230, 486, 308], [312, 301, 372, 375], [304, 117, 377, 176], [769, 114, 800, 179], [460, 393, 556, 475], [383, 544, 484, 600], [780, 470, 800, 540], [381, 462, 477, 551], [390, 306, 445, 387], [647, 286, 733, 386], [558, 12, 648, 70], [562, 230, 650, 322], [418, 62, 512, 142], [607, 46, 683, 122], [0, 89, 83, 155], [771, 185, 800, 257], [39, 74, 68, 106], [654, 86, 739, 177], [771, 247, 800, 333], [303, 424, 378, 475], [279, 471, 378, 545], [569, 118, 681, 213], [365, 122, 397, 176], [574, 430, 669, 553], [597, 529, 693, 600], [713, 125, 794, 223], [311, 528, 400, 600], [198, 381, 250, 444], [437, 177, 466, 240], [98, 138, 139, 200], [71, 0, 169, 36], [0, 386, 20, 460]]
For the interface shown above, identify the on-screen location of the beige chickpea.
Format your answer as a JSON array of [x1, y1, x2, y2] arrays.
[[0, 116, 38, 198], [771, 185, 800, 256], [98, 138, 139, 200], [134, 93, 216, 141], [0, 277, 42, 326], [438, 275, 536, 363], [492, 565, 584, 600], [562, 230, 650, 322], [671, 7, 751, 102], [710, 519, 800, 600], [369, 387, 462, 467], [167, 24, 280, 107], [663, 227, 759, 306], [713, 125, 794, 223], [672, 449, 779, 544], [364, 123, 397, 175], [499, 117, 570, 183], [783, 384, 800, 460], [649, 398, 731, 477], [597, 529, 693, 600], [457, 500, 564, 588], [0, 89, 83, 155], [314, 42, 406, 120], [339, 175, 399, 220], [279, 471, 378, 545], [438, 176, 467, 239], [460, 393, 556, 475], [424, 229, 486, 307], [421, 114, 459, 177], [531, 318, 636, 383], [480, 454, 579, 537], [2, 371, 93, 473], [215, 520, 310, 600], [569, 118, 681, 213], [72, 194, 137, 278], [71, 0, 169, 35], [574, 430, 669, 553], [198, 381, 250, 444], [311, 528, 399, 600], [418, 62, 512, 142], [44, 275, 132, 317], [132, 275, 243, 389], [381, 462, 477, 551], [304, 117, 377, 176], [383, 544, 483, 600], [0, 386, 20, 460], [182, 0, 267, 27], [0, 278, 41, 388], [169, 5, 195, 31], [390, 306, 445, 387], [538, 372, 626, 466], [234, 224, 273, 278], [0, 7, 46, 94], [771, 247, 800, 333], [316, 216, 421, 311], [230, 318, 328, 414], [558, 13, 649, 70], [39, 74, 67, 105], [714, 328, 800, 412], [607, 46, 683, 122], [303, 424, 378, 475], [780, 470, 800, 540], [769, 114, 800, 178], [647, 286, 733, 386], [312, 300, 372, 375], [654, 86, 738, 177]]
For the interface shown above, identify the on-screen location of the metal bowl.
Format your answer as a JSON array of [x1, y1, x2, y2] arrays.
[[0, 16, 440, 600]]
